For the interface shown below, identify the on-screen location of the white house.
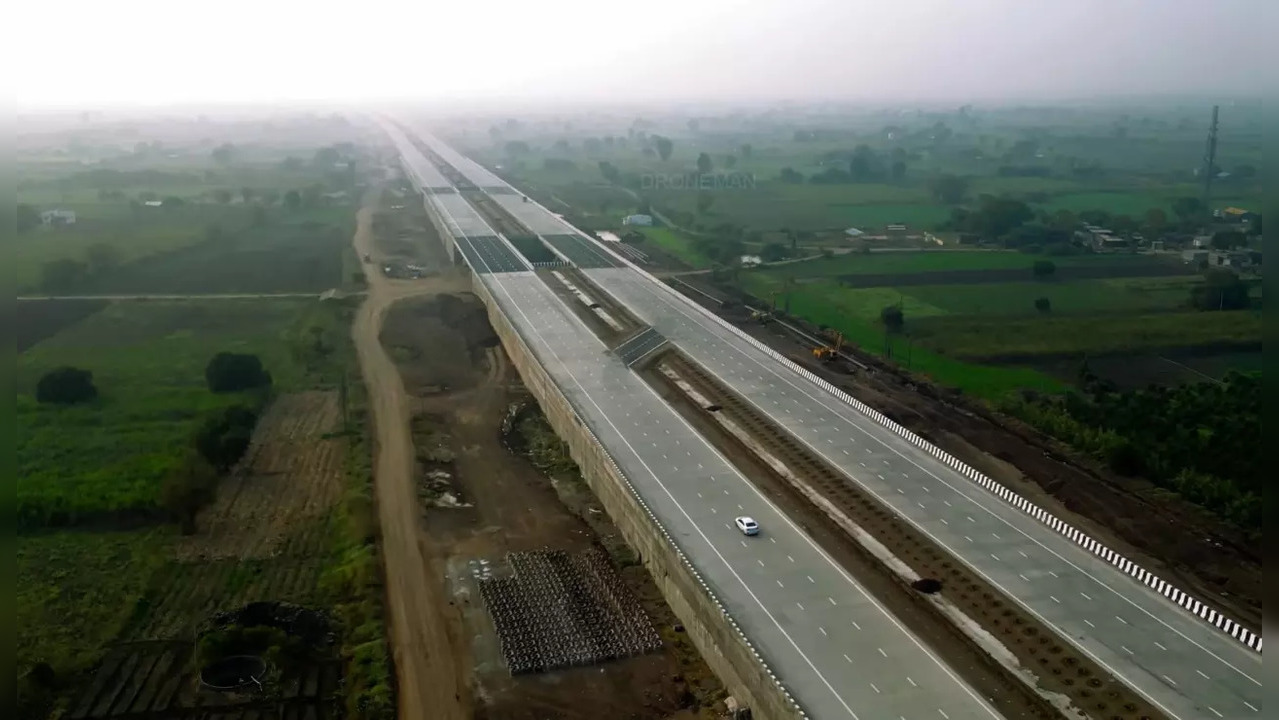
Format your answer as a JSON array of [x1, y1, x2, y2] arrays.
[[740, 255, 763, 267], [622, 214, 653, 226], [40, 209, 77, 225], [844, 227, 865, 237]]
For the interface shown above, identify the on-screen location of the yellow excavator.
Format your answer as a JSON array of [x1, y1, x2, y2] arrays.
[[812, 330, 844, 362]]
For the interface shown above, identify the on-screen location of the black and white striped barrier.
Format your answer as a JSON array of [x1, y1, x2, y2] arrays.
[[591, 240, 1263, 655]]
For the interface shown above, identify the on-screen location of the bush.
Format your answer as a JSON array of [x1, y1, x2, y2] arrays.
[[1031, 259, 1057, 279], [205, 352, 272, 393], [161, 453, 220, 533], [194, 405, 259, 471], [36, 367, 98, 404], [1034, 297, 1051, 314]]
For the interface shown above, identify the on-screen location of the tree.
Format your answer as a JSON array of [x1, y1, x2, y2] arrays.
[[240, 187, 256, 204], [778, 167, 804, 184], [848, 144, 880, 181], [17, 203, 41, 233], [880, 305, 905, 333], [205, 352, 272, 393], [194, 405, 259, 472], [1191, 269, 1250, 311], [723, 154, 738, 169], [160, 195, 185, 209], [36, 367, 98, 404], [161, 453, 220, 534], [928, 174, 969, 204], [41, 258, 89, 292], [1143, 208, 1168, 232], [211, 143, 235, 164], [1034, 297, 1052, 314], [504, 140, 530, 156], [740, 143, 752, 159], [283, 190, 302, 210], [654, 135, 673, 161], [85, 243, 122, 276], [890, 159, 907, 181], [1171, 196, 1205, 221], [213, 188, 233, 204], [696, 192, 715, 214], [697, 152, 713, 174], [1210, 230, 1245, 250], [760, 242, 789, 262], [598, 161, 620, 183], [1032, 259, 1057, 279]]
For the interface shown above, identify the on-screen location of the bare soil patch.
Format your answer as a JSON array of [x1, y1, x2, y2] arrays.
[[380, 294, 498, 395], [382, 293, 726, 720]]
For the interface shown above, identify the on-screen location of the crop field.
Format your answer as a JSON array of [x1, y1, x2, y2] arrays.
[[6, 203, 255, 292], [757, 249, 1182, 279], [17, 529, 171, 674], [637, 227, 713, 267], [17, 299, 311, 529], [16, 299, 109, 352], [75, 206, 352, 295]]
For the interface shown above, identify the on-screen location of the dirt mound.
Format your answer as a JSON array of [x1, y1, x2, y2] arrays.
[[381, 293, 499, 395]]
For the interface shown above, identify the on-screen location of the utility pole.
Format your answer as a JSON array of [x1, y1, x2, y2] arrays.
[[1201, 105, 1220, 213]]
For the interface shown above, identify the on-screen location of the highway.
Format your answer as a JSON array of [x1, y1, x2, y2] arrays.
[[397, 129, 1262, 718], [396, 132, 1005, 719], [391, 122, 1264, 719], [577, 255, 1262, 720]]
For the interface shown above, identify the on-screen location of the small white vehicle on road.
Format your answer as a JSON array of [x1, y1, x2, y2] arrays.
[[734, 516, 760, 536]]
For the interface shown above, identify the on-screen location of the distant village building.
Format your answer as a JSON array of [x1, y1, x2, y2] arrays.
[[739, 255, 763, 268], [1182, 249, 1209, 265], [595, 231, 622, 243], [843, 227, 865, 238], [622, 214, 653, 226], [40, 209, 76, 226], [885, 224, 907, 232], [1191, 235, 1213, 249]]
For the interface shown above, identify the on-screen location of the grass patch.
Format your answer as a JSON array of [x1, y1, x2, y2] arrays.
[[912, 310, 1262, 359], [639, 226, 715, 268], [17, 529, 170, 674], [757, 250, 1174, 279], [17, 299, 312, 528], [903, 276, 1199, 316]]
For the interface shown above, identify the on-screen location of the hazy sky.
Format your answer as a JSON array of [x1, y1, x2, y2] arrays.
[[12, 0, 1267, 108]]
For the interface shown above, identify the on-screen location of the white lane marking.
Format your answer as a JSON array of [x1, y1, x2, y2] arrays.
[[820, 627, 827, 636], [808, 575, 815, 583], [634, 277, 1268, 693], [870, 682, 880, 694], [942, 499, 951, 507], [1047, 570, 1058, 578], [907, 676, 917, 687], [1116, 616, 1128, 625], [1162, 674, 1177, 686], [769, 537, 776, 543], [940, 518, 949, 525], [842, 449, 849, 455], [877, 648, 887, 658], [1196, 670, 1209, 680], [917, 502, 926, 509], [797, 602, 805, 610], [990, 553, 1000, 561], [852, 621, 861, 630], [939, 710, 950, 719], [1050, 596, 1060, 604], [758, 559, 764, 567], [697, 492, 703, 498], [777, 580, 784, 588], [1018, 550, 1028, 558], [1084, 619, 1095, 629], [966, 515, 975, 523], [844, 654, 852, 663], [788, 555, 795, 563], [741, 541, 747, 548], [1207, 708, 1222, 718], [1080, 591, 1092, 601], [1018, 573, 1029, 582], [1154, 641, 1168, 651], [829, 597, 837, 606], [1243, 701, 1258, 712]]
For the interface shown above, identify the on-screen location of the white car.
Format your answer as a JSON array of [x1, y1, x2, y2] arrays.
[[734, 516, 760, 536]]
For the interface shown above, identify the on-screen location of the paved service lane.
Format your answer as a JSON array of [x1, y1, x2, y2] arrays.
[[578, 264, 1263, 720], [472, 267, 1003, 720]]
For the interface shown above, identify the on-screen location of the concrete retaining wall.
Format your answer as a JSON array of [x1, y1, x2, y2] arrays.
[[471, 272, 799, 720]]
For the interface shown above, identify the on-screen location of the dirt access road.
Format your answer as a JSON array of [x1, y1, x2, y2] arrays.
[[350, 192, 472, 720]]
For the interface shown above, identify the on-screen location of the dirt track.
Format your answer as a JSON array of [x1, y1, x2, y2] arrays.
[[351, 192, 472, 720]]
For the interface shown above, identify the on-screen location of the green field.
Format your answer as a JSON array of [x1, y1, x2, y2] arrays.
[[17, 299, 312, 528], [18, 529, 171, 672], [755, 249, 1180, 279], [903, 276, 1200, 316], [639, 226, 715, 267]]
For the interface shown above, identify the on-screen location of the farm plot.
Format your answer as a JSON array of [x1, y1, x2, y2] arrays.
[[64, 639, 341, 720], [16, 299, 108, 352], [175, 391, 344, 562]]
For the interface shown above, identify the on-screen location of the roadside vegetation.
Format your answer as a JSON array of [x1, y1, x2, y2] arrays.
[[456, 100, 1262, 534], [16, 115, 391, 720]]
